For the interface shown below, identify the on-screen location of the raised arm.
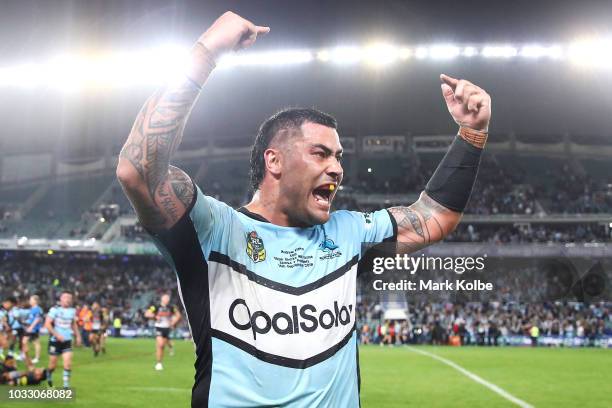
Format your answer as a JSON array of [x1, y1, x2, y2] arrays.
[[390, 74, 491, 249], [116, 12, 269, 231]]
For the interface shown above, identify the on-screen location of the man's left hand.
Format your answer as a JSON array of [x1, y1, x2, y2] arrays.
[[440, 74, 491, 132]]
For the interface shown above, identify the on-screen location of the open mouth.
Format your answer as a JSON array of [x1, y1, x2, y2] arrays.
[[312, 183, 337, 205]]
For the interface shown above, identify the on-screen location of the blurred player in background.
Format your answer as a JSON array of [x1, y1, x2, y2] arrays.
[[89, 302, 105, 357], [117, 11, 489, 407], [99, 306, 110, 354], [77, 303, 92, 348], [0, 354, 48, 386], [17, 299, 31, 361], [45, 291, 82, 388], [6, 298, 25, 360], [0, 299, 12, 359], [22, 295, 43, 364], [145, 294, 181, 371]]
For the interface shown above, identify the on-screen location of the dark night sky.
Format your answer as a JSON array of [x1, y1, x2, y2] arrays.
[[1, 0, 612, 155]]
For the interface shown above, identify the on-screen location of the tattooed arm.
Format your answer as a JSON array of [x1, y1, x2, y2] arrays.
[[388, 192, 461, 251], [389, 75, 491, 250], [116, 12, 269, 231], [116, 78, 202, 231]]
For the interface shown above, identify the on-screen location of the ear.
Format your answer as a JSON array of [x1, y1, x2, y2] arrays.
[[263, 148, 282, 178]]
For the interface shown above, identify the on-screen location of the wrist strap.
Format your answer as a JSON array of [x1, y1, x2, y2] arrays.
[[458, 126, 488, 149]]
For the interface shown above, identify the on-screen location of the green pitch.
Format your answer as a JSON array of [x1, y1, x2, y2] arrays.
[[4, 338, 611, 407]]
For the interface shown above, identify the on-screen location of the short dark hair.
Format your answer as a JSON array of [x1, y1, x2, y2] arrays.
[[249, 107, 337, 192]]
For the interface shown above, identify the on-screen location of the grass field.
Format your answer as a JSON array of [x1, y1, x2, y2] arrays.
[[2, 338, 611, 407]]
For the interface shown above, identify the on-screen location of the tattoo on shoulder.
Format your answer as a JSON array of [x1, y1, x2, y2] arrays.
[[169, 166, 194, 209], [157, 180, 180, 223]]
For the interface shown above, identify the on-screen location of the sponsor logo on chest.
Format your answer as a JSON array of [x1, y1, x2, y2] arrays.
[[229, 298, 353, 340]]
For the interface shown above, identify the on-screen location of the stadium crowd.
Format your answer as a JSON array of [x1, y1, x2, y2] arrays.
[[2, 253, 609, 347], [356, 300, 611, 346], [0, 256, 185, 334], [447, 223, 610, 243]]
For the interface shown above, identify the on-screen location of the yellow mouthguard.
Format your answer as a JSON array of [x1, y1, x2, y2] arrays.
[[329, 184, 335, 191]]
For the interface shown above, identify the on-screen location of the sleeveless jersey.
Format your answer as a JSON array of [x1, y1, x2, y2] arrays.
[[151, 186, 396, 408]]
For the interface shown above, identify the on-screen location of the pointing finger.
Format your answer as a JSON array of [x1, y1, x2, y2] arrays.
[[440, 74, 459, 90], [256, 26, 271, 35]]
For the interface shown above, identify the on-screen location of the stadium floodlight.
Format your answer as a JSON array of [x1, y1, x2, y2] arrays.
[[0, 63, 41, 88], [398, 47, 412, 60], [45, 54, 87, 91], [363, 43, 400, 67], [482, 45, 518, 58], [3, 40, 612, 89], [327, 46, 363, 65], [218, 49, 314, 68], [462, 46, 479, 57], [415, 47, 429, 59], [429, 45, 461, 60], [137, 44, 190, 85], [317, 49, 331, 62], [520, 45, 564, 59], [568, 38, 612, 68]]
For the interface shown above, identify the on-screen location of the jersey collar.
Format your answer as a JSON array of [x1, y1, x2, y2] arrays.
[[237, 207, 271, 223]]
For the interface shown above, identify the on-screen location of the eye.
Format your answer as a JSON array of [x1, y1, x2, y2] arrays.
[[314, 151, 326, 158]]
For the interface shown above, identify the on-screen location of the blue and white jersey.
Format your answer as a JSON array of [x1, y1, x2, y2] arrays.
[[47, 306, 77, 342], [19, 307, 31, 326], [26, 305, 43, 333], [0, 308, 8, 332], [9, 307, 22, 330], [151, 185, 396, 408]]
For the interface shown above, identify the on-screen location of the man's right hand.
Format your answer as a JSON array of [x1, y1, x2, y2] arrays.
[[55, 334, 64, 342], [198, 11, 270, 59]]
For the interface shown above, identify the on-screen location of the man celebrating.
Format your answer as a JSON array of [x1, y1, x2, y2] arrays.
[[117, 11, 490, 408], [145, 294, 181, 370]]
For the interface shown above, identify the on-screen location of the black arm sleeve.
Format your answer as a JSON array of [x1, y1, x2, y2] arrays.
[[424, 136, 483, 212]]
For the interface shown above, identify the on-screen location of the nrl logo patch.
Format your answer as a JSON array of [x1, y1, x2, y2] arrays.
[[246, 231, 266, 263]]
